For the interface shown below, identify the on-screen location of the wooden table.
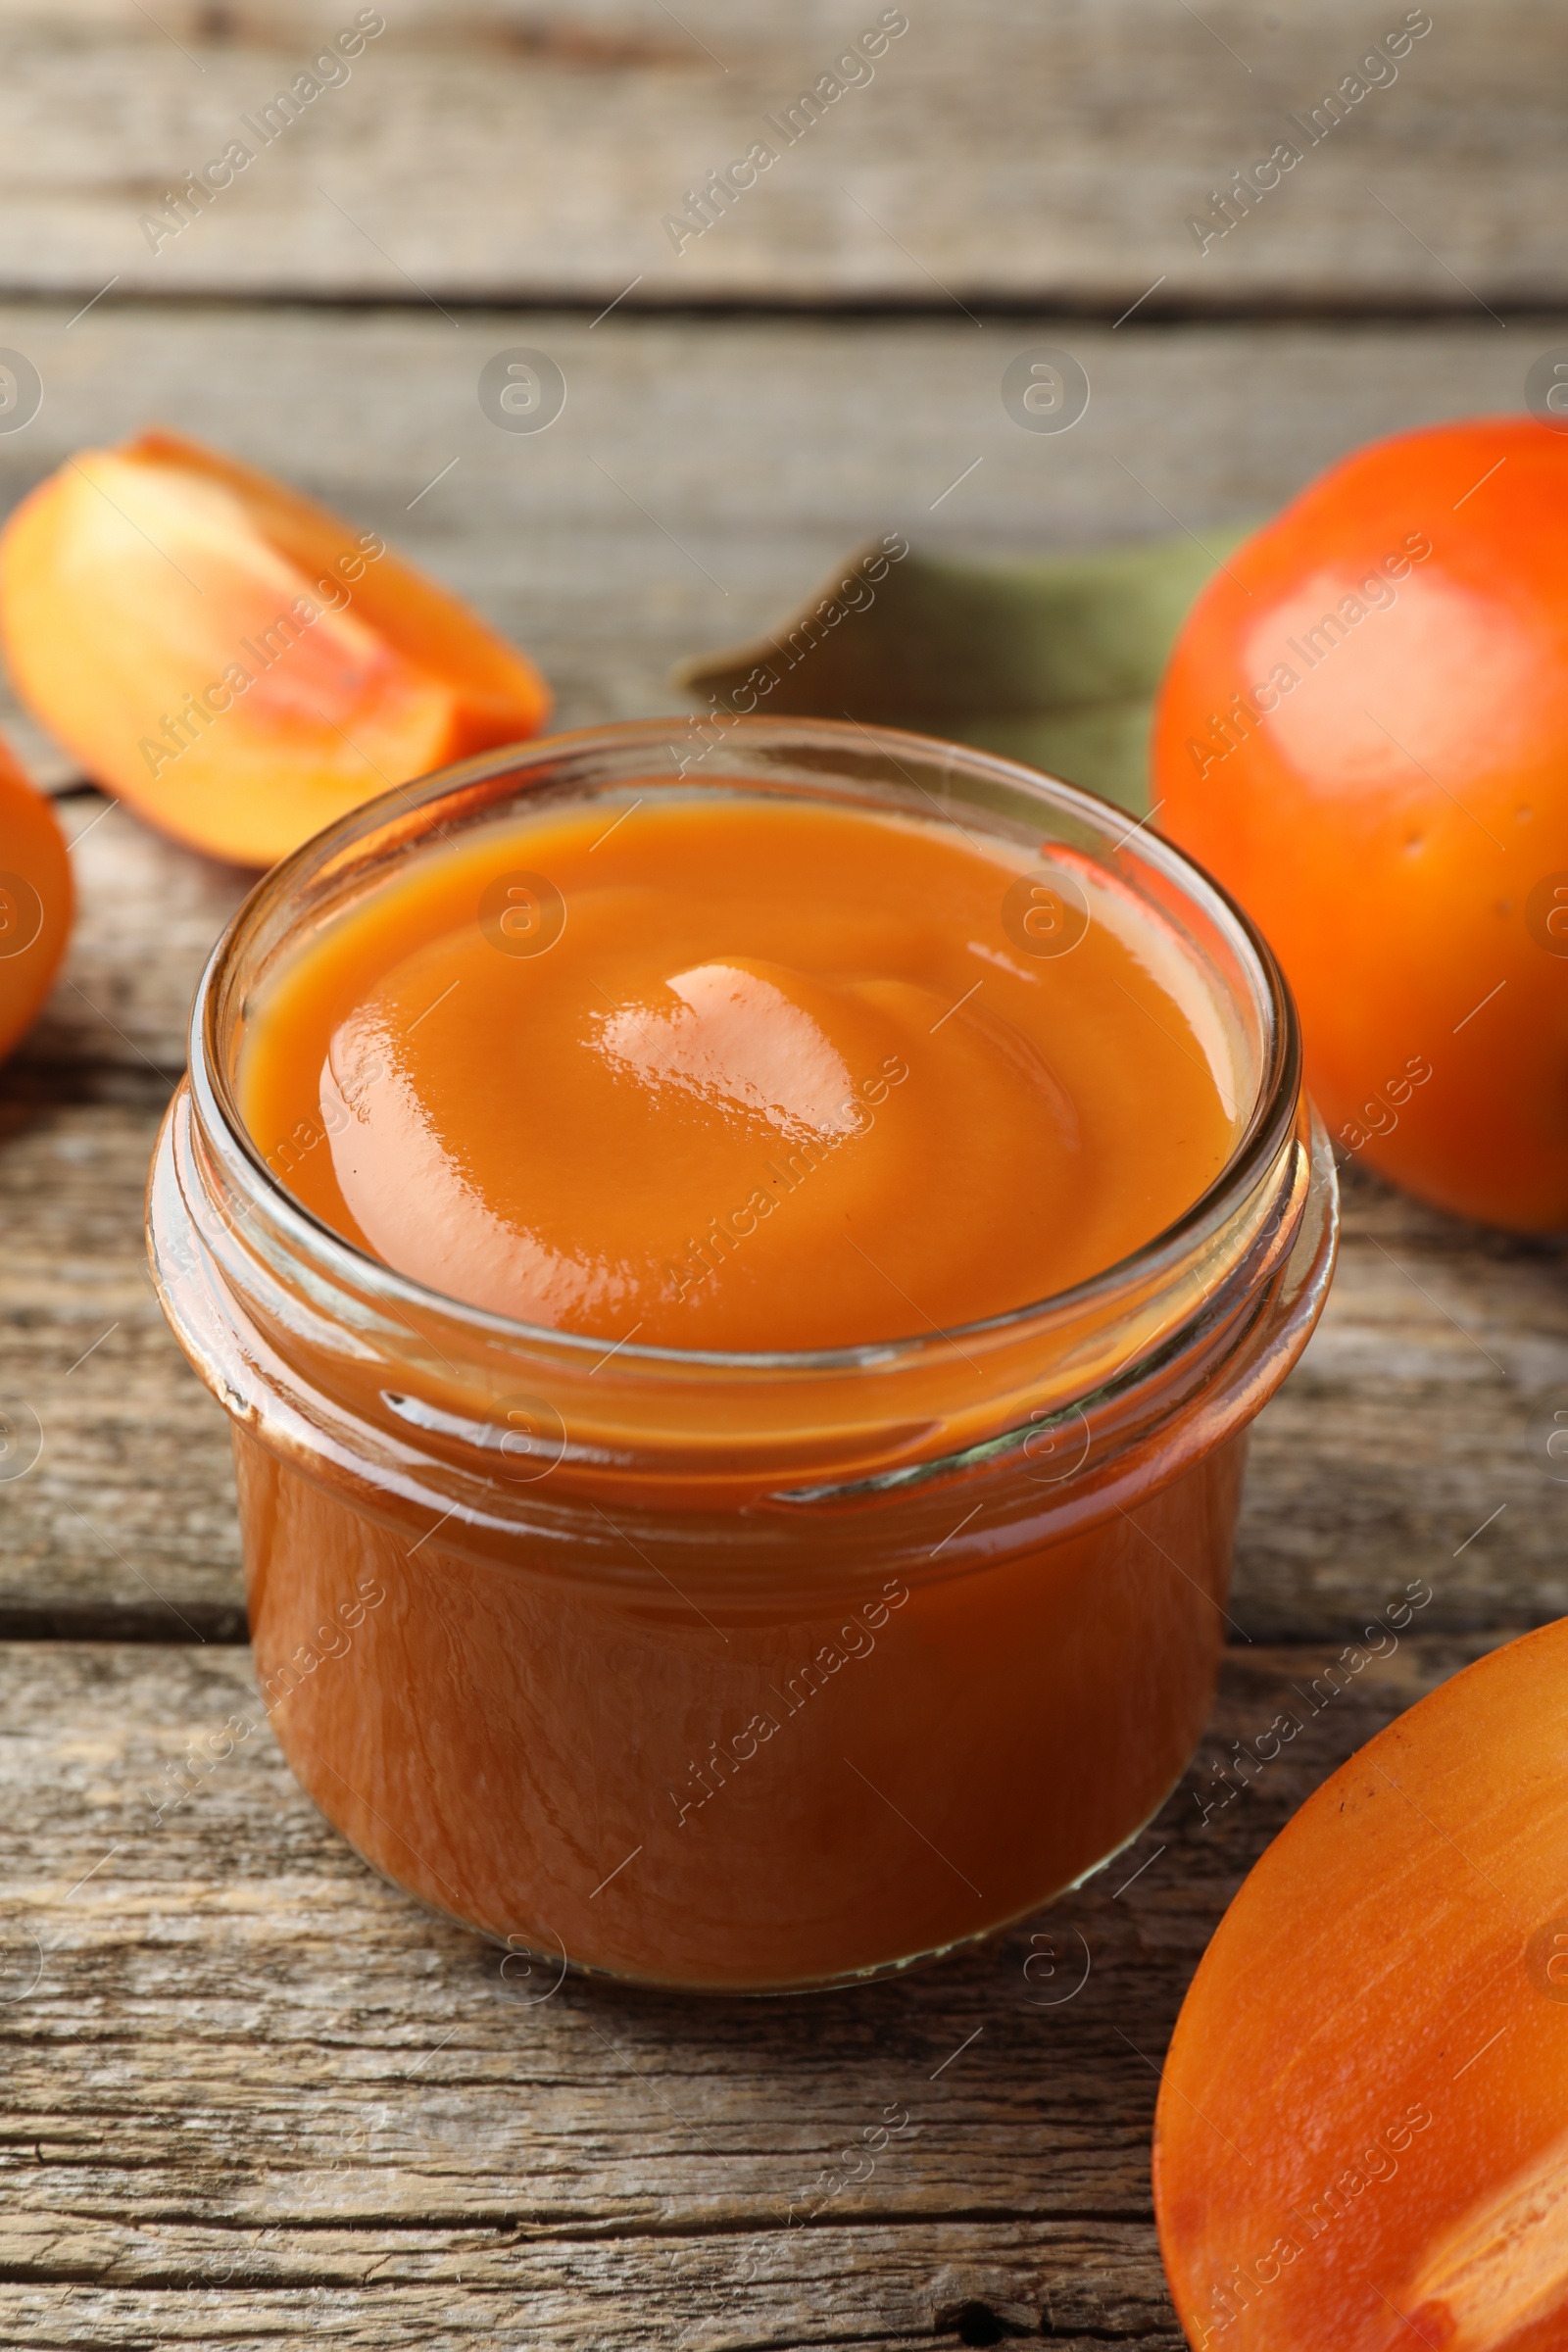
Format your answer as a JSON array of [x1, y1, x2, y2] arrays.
[[1, 7, 1564, 2343]]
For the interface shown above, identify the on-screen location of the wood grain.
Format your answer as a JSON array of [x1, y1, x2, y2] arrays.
[[0, 1, 1561, 308], [1240, 1177, 1568, 1641], [0, 35, 1553, 2341], [0, 1084, 244, 1641], [0, 297, 1556, 2333], [0, 303, 1557, 794], [20, 797, 252, 1079], [0, 1633, 1497, 2346]]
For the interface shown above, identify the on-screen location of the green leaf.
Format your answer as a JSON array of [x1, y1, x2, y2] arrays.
[[673, 530, 1250, 818]]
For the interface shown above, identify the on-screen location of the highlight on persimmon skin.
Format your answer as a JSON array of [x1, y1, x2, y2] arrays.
[[0, 429, 552, 868], [1154, 1616, 1568, 2352], [1153, 416, 1568, 1234], [0, 734, 72, 1064]]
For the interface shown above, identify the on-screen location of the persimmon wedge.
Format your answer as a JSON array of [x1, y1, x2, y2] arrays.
[[1155, 1619, 1568, 2351], [0, 430, 551, 867], [0, 736, 72, 1062]]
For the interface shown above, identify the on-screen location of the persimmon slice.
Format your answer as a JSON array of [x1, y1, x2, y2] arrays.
[[0, 431, 550, 867], [1155, 1620, 1568, 2351]]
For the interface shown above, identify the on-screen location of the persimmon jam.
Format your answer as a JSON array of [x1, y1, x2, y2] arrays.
[[153, 724, 1337, 1991], [238, 790, 1238, 1348]]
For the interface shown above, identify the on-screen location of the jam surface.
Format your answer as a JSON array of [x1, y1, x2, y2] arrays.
[[240, 790, 1238, 1348]]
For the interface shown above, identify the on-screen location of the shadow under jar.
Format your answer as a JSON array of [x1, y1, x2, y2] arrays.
[[148, 717, 1336, 1994]]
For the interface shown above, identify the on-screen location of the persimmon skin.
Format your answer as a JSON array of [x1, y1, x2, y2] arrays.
[[1154, 1618, 1568, 2352], [1154, 416, 1568, 1233], [0, 739, 72, 1062]]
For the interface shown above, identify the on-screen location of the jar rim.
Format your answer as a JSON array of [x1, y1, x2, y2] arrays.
[[189, 714, 1302, 1379]]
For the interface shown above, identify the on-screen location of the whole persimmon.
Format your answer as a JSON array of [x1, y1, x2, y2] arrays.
[[1154, 416, 1568, 1232], [0, 735, 72, 1061], [1154, 1617, 1568, 2351]]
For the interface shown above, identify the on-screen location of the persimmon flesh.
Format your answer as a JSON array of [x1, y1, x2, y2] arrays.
[[0, 431, 551, 867], [1154, 416, 1568, 1232], [1155, 1617, 1568, 2351]]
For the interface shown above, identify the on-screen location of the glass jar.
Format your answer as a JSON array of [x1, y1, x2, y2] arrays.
[[148, 717, 1336, 1993]]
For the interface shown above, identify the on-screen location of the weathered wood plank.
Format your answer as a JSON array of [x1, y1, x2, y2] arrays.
[[1240, 1170, 1568, 1639], [0, 1, 1560, 307], [0, 1085, 244, 1640], [0, 1635, 1495, 2347], [6, 305, 1547, 1034], [20, 797, 251, 1080], [0, 305, 1554, 794], [0, 2246, 1180, 2350], [1, 308, 1563, 1639]]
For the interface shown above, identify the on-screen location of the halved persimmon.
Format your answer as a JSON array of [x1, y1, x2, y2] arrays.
[[1156, 1618, 1568, 2350]]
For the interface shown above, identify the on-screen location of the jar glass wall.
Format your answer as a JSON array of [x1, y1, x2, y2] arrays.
[[148, 718, 1337, 1992]]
